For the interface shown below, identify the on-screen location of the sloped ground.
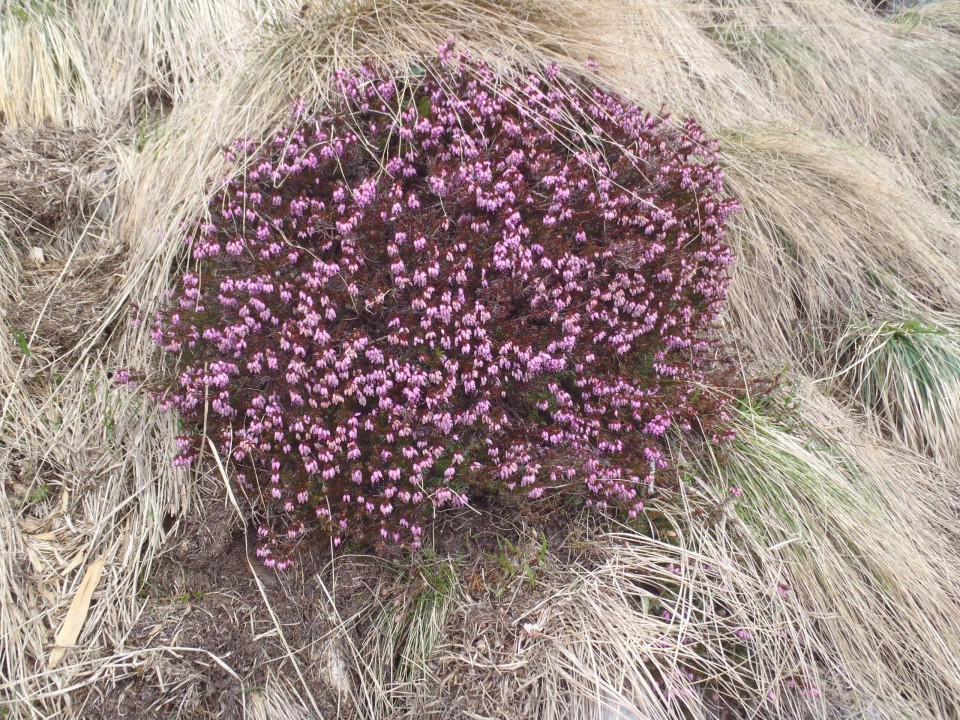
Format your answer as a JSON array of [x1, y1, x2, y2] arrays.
[[2, 1, 960, 718]]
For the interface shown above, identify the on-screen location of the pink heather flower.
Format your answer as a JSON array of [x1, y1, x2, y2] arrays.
[[437, 38, 455, 63], [147, 44, 740, 566]]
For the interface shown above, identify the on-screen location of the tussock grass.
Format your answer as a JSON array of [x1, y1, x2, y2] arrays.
[[74, 0, 267, 122], [358, 558, 460, 716], [0, 127, 122, 365], [906, 0, 960, 34], [700, 0, 960, 215], [696, 388, 960, 718], [520, 0, 775, 128], [245, 675, 320, 720], [0, 368, 186, 717], [720, 126, 960, 366], [836, 317, 960, 470], [302, 523, 824, 720], [450, 526, 822, 720], [0, 214, 17, 305], [0, 127, 116, 257], [0, 0, 264, 129], [0, 1, 99, 128]]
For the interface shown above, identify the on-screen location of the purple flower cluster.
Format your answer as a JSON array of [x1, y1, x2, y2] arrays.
[[152, 44, 739, 566]]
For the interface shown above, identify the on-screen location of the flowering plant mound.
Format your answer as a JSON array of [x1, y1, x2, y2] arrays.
[[151, 44, 739, 567]]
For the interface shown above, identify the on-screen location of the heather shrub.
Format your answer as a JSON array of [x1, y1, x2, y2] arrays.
[[149, 44, 739, 567]]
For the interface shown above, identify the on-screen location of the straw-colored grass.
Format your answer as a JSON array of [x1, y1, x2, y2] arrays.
[[3, 0, 960, 717], [0, 0, 266, 129], [77, 0, 264, 116], [700, 0, 960, 216], [907, 0, 960, 34], [694, 386, 960, 718], [835, 317, 960, 470], [356, 557, 460, 716], [0, 2, 98, 128], [407, 521, 825, 720], [719, 126, 960, 367]]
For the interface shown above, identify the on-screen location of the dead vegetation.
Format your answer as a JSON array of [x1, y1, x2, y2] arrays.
[[2, 0, 960, 718]]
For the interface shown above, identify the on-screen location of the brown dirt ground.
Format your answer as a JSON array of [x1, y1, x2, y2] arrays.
[[73, 491, 583, 719]]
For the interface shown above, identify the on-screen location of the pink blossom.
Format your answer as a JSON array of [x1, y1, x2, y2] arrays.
[[148, 45, 739, 567]]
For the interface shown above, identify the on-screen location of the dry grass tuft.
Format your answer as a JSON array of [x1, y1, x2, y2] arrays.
[[0, 127, 116, 252], [0, 372, 186, 717], [0, 1, 99, 128], [76, 0, 264, 119], [700, 0, 960, 215], [6, 245, 125, 363], [720, 126, 960, 367], [906, 0, 960, 35], [695, 385, 960, 718], [835, 316, 960, 471], [0, 0, 266, 129], [408, 525, 822, 720]]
